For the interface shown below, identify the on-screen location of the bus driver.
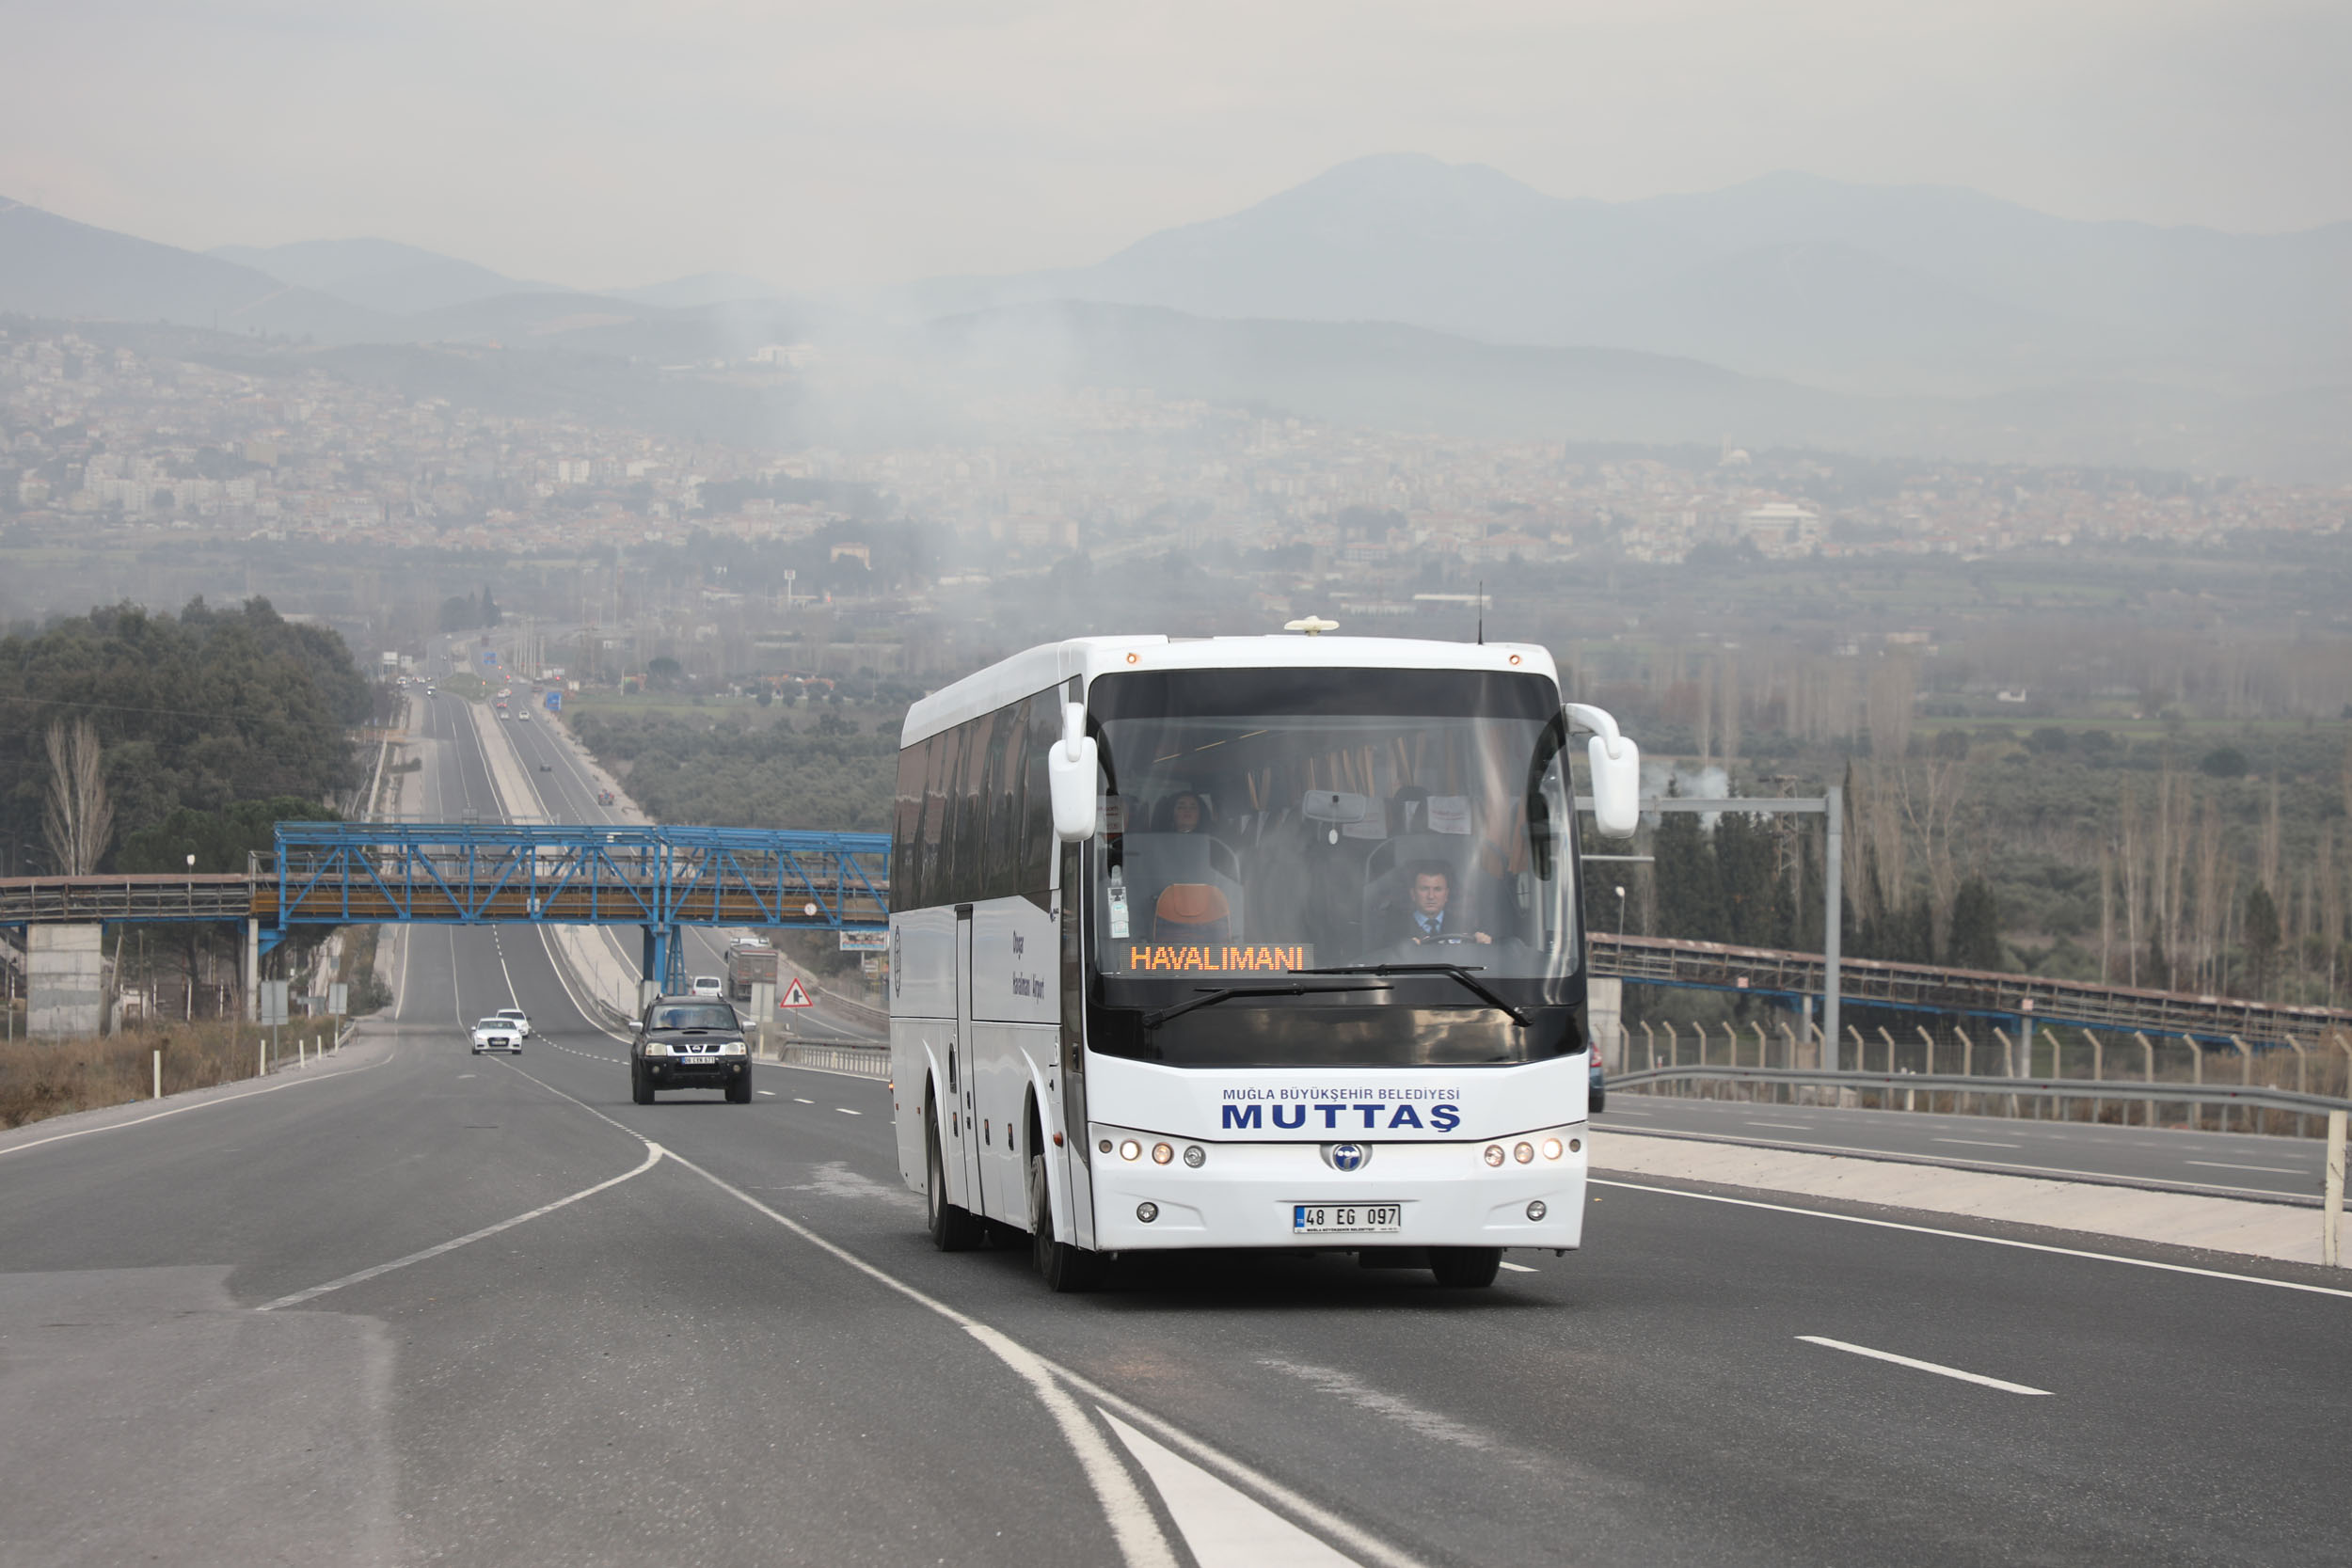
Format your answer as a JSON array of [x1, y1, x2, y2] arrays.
[[1398, 863, 1490, 947]]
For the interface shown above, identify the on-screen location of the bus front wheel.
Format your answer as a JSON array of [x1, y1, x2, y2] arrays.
[[1429, 1246, 1502, 1288], [926, 1092, 985, 1252], [1028, 1147, 1104, 1292]]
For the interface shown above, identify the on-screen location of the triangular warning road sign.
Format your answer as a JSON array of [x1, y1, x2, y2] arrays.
[[778, 976, 813, 1009]]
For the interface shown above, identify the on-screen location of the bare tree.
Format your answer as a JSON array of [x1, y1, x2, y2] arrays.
[[42, 719, 114, 877]]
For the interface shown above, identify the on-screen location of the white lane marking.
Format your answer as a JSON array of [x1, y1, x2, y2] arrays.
[[1933, 1137, 2022, 1148], [491, 1059, 1416, 1568], [458, 1073, 476, 1079], [2186, 1160, 2299, 1174], [757, 1090, 778, 1097], [1498, 1260, 1538, 1273], [258, 1142, 663, 1311], [1745, 1121, 1812, 1131], [0, 1033, 394, 1162], [836, 1107, 862, 1116], [1104, 1408, 1358, 1567], [794, 1098, 815, 1103], [1257, 1359, 1491, 1451], [1591, 1179, 2352, 1300], [1798, 1336, 2053, 1396], [967, 1328, 1177, 1568]]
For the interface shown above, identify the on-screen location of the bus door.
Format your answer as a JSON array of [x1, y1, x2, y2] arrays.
[[955, 904, 988, 1215]]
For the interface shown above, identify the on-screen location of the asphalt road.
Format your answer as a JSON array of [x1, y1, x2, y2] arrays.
[[5, 702, 2349, 1566], [485, 689, 883, 1042], [1598, 1075, 2335, 1200]]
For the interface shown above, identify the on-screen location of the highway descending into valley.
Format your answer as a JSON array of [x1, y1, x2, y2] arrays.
[[3, 695, 2347, 1568]]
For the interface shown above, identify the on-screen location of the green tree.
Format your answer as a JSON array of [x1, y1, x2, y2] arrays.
[[1652, 805, 1717, 942], [1946, 877, 2003, 972], [2242, 883, 2281, 996]]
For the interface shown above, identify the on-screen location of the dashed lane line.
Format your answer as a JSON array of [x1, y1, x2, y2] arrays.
[[836, 1107, 862, 1116], [1498, 1261, 1538, 1274], [1797, 1336, 2053, 1397]]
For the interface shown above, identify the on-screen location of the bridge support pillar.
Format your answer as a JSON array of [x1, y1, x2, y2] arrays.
[[27, 925, 104, 1039], [243, 919, 261, 1022], [641, 925, 686, 1001]]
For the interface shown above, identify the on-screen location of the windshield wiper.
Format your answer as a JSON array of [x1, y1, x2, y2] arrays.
[[1143, 981, 1391, 1030], [1290, 963, 1531, 1027]]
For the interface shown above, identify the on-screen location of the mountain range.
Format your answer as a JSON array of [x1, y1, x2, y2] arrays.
[[2, 160, 2347, 479]]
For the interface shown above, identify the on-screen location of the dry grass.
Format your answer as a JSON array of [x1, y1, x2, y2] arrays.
[[0, 1019, 329, 1131]]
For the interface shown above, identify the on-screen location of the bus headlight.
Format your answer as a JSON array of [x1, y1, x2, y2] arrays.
[[1527, 1200, 1548, 1221], [1541, 1138, 1563, 1161], [1514, 1142, 1534, 1164], [1136, 1202, 1158, 1224], [1483, 1146, 1505, 1166], [1152, 1143, 1173, 1164], [1120, 1140, 1141, 1162], [1183, 1146, 1205, 1167]]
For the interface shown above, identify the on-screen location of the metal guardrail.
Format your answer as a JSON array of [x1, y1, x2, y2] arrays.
[[1613, 1064, 2352, 1120], [776, 1041, 890, 1079], [1590, 931, 2352, 1047]]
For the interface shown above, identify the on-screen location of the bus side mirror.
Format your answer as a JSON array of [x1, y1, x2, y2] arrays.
[[1049, 702, 1098, 842], [1588, 736, 1640, 839]]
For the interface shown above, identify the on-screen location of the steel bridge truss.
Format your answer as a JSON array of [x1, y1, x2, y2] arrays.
[[262, 823, 889, 956]]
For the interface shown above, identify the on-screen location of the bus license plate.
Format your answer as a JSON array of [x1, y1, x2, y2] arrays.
[[1294, 1203, 1401, 1235]]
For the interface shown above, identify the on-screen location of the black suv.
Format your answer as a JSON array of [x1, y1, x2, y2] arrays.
[[631, 994, 753, 1103]]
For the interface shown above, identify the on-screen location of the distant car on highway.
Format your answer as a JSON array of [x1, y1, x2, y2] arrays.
[[631, 995, 752, 1103], [539, 762, 552, 771], [596, 789, 615, 806], [518, 710, 532, 721], [689, 975, 724, 999], [494, 1006, 532, 1038], [471, 1017, 523, 1054]]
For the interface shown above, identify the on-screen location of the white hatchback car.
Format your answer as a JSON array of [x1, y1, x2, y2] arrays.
[[689, 975, 724, 999], [494, 1006, 532, 1038]]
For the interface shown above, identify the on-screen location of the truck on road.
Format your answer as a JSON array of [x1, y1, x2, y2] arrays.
[[725, 940, 779, 1002]]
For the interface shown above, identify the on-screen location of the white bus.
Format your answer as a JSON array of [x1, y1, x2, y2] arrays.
[[887, 632, 1639, 1290]]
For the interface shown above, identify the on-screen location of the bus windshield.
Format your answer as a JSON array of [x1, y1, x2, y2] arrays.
[[1085, 666, 1582, 1065]]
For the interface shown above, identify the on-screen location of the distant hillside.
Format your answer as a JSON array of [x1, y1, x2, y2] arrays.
[[0, 198, 384, 339], [897, 155, 2352, 391], [209, 237, 560, 315], [603, 273, 787, 309]]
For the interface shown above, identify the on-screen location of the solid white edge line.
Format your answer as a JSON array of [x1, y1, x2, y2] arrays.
[[1797, 1336, 2053, 1396], [1601, 1124, 2312, 1199], [968, 1326, 1178, 1568], [485, 1059, 1358, 1568], [1590, 1178, 2352, 1300], [258, 1141, 663, 1311], [0, 1030, 395, 1162]]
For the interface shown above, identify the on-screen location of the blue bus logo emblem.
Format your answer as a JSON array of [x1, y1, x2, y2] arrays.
[[1325, 1143, 1370, 1172]]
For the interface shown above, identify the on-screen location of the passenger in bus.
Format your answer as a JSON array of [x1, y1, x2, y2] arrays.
[[1161, 790, 1216, 836], [1391, 863, 1490, 946]]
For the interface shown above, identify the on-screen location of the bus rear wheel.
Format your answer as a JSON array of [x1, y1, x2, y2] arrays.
[[1429, 1246, 1502, 1288], [926, 1093, 985, 1252], [1028, 1147, 1104, 1292]]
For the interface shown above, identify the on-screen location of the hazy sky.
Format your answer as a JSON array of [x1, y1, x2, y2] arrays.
[[4, 0, 2344, 291]]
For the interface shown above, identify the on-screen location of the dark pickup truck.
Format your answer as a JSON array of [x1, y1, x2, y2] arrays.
[[630, 995, 753, 1103]]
